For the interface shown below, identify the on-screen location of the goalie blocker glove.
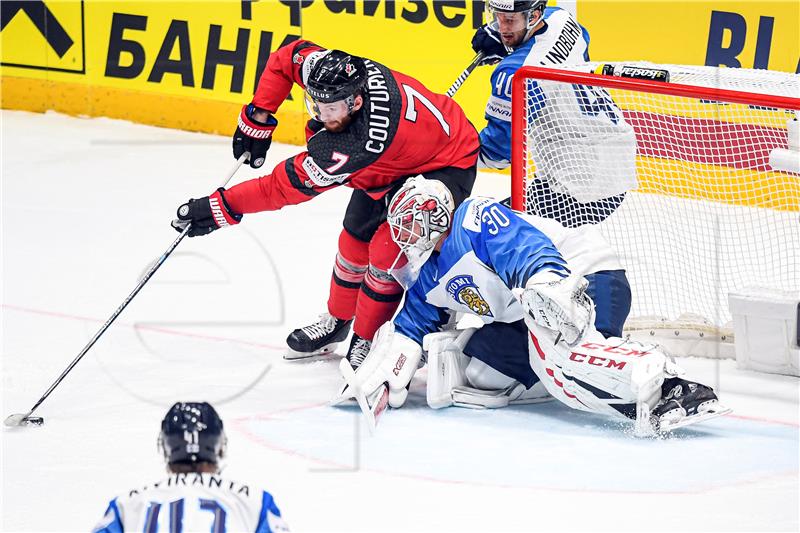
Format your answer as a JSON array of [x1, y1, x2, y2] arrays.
[[333, 322, 423, 409], [172, 188, 242, 237], [471, 24, 509, 65], [233, 103, 278, 169]]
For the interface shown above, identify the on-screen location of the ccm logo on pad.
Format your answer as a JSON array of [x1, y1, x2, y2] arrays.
[[569, 352, 627, 370], [393, 354, 407, 376]]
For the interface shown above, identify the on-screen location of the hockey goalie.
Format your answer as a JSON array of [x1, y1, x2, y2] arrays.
[[333, 177, 730, 435]]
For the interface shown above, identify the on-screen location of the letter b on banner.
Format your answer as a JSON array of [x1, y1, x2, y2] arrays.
[[705, 10, 776, 70], [705, 11, 747, 67]]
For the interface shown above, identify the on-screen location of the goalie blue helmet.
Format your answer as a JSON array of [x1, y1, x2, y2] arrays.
[[158, 402, 227, 466]]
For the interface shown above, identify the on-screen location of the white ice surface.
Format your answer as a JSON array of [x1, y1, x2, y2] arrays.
[[1, 111, 798, 532]]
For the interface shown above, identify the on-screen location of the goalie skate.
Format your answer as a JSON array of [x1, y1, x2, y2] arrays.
[[285, 313, 352, 360], [654, 400, 732, 432], [637, 378, 731, 435]]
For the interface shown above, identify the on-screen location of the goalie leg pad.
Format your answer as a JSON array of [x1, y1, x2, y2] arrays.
[[425, 329, 474, 409], [425, 327, 551, 409], [526, 320, 678, 419], [449, 380, 552, 409]]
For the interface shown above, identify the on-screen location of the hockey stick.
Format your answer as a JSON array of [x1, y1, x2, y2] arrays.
[[4, 153, 250, 428], [336, 359, 389, 436], [445, 52, 485, 97]]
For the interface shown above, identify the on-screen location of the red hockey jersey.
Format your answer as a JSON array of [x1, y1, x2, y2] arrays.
[[224, 40, 479, 214]]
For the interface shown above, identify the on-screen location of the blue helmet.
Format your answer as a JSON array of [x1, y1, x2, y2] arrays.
[[158, 402, 227, 467]]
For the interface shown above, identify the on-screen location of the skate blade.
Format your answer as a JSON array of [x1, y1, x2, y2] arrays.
[[658, 404, 732, 432], [284, 344, 340, 361]]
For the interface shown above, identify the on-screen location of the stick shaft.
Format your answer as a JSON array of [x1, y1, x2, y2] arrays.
[[21, 153, 249, 420], [446, 53, 485, 98]]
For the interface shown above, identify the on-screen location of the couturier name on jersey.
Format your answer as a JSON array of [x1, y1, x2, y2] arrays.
[[363, 59, 392, 154]]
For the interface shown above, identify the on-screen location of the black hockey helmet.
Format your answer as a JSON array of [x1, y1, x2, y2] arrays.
[[487, 0, 547, 31], [158, 402, 227, 466], [488, 0, 547, 13], [306, 50, 367, 104]]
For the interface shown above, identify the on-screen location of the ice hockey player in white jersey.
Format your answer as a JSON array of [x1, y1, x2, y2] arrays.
[[92, 402, 288, 532], [334, 178, 728, 434], [470, 1, 637, 227]]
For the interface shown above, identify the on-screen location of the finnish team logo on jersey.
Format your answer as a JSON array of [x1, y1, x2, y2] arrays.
[[446, 275, 493, 317]]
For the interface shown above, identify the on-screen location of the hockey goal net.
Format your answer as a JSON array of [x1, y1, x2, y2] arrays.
[[511, 63, 799, 355]]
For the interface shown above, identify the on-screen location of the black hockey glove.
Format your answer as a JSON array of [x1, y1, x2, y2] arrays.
[[471, 24, 509, 66], [233, 103, 278, 169], [171, 188, 242, 237]]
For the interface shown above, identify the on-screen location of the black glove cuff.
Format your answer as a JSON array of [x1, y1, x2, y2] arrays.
[[245, 103, 272, 126], [216, 187, 243, 222]]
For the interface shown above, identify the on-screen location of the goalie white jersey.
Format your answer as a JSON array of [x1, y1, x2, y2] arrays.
[[92, 473, 288, 533], [394, 197, 621, 344]]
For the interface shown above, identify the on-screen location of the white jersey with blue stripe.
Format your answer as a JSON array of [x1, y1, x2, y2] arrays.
[[479, 7, 590, 168], [394, 198, 622, 344], [92, 473, 288, 533]]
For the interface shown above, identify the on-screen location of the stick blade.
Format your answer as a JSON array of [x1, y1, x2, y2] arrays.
[[337, 358, 388, 435], [4, 413, 44, 427], [4, 413, 29, 427]]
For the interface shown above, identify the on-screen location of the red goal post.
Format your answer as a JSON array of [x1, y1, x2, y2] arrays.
[[510, 64, 799, 356]]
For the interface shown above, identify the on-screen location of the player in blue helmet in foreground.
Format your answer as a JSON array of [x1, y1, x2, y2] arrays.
[[92, 402, 288, 532], [334, 177, 729, 435]]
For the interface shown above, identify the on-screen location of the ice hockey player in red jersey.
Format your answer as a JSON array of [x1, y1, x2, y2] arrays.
[[172, 40, 479, 367]]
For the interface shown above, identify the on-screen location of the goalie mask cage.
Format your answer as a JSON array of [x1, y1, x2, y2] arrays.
[[511, 63, 799, 350]]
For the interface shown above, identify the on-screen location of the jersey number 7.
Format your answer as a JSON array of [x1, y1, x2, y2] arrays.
[[402, 84, 451, 136]]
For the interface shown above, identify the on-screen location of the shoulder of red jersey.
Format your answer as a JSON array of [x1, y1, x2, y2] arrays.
[[287, 40, 331, 88]]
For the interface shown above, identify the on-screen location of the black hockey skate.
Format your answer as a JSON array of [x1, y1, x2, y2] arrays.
[[650, 377, 731, 432], [345, 334, 372, 370], [285, 313, 352, 360]]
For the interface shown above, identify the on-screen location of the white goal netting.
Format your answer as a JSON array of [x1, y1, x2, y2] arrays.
[[512, 62, 799, 340]]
